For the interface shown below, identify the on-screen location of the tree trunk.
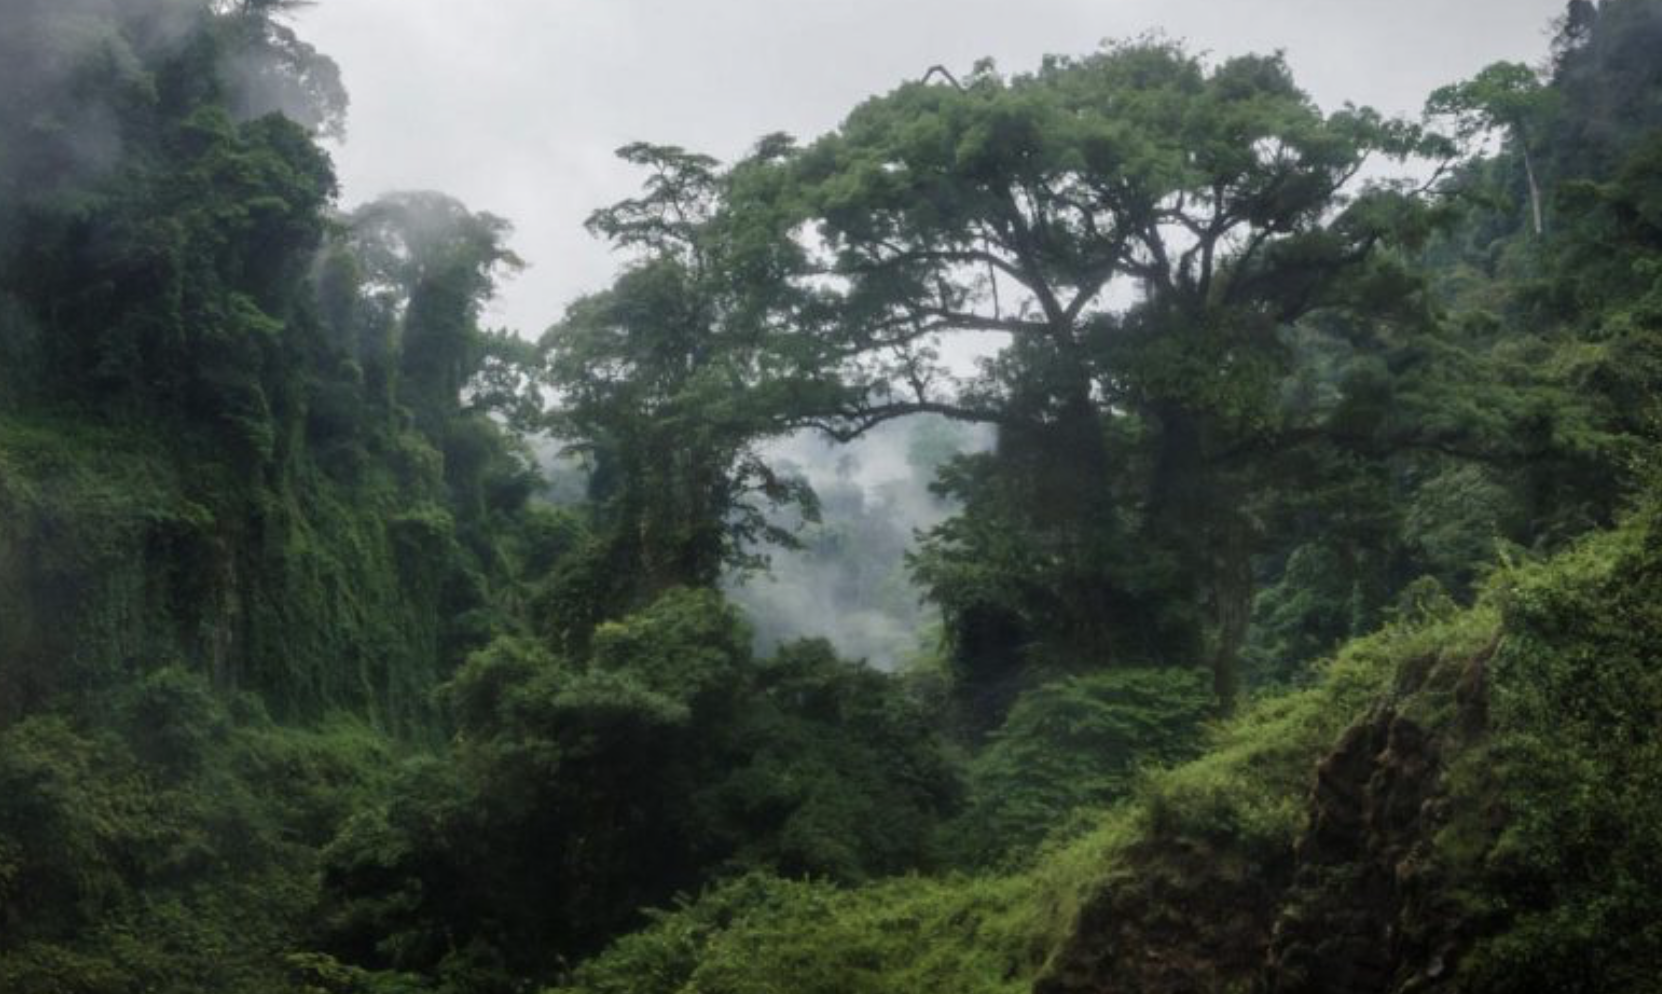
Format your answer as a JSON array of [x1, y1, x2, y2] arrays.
[[1208, 519, 1253, 713], [1523, 148, 1545, 237], [1149, 401, 1210, 659], [1151, 402, 1252, 712], [1008, 386, 1120, 667]]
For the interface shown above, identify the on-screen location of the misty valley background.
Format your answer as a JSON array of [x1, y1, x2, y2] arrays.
[[538, 418, 990, 670]]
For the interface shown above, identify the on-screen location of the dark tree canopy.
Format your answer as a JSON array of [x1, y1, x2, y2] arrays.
[[753, 42, 1433, 707]]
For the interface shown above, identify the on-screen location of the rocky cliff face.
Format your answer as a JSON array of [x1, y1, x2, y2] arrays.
[[1037, 642, 1495, 994], [1262, 640, 1494, 994], [1033, 832, 1292, 994]]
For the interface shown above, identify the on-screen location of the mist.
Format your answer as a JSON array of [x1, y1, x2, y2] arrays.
[[0, 1, 345, 225], [726, 417, 991, 669], [531, 415, 990, 669]]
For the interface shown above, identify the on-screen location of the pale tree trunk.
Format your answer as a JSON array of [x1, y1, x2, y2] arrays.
[[1523, 148, 1545, 237]]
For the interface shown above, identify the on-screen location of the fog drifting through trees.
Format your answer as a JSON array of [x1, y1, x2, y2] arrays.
[[728, 418, 993, 669]]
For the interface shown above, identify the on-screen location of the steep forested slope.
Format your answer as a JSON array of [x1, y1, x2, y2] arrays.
[[560, 497, 1662, 994], [0, 3, 545, 988]]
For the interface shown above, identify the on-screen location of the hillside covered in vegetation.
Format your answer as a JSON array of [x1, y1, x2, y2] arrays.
[[2, 1, 1660, 992]]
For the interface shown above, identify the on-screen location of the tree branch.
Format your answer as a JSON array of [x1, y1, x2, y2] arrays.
[[921, 65, 966, 92], [792, 400, 1012, 441]]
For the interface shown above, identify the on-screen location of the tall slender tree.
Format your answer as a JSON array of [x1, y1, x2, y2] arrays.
[[540, 143, 837, 612]]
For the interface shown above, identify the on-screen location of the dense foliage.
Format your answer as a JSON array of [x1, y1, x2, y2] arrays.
[[2, 1, 1660, 992]]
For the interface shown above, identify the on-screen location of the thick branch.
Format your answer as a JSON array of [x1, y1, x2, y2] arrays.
[[990, 188, 1069, 329], [791, 400, 1012, 442]]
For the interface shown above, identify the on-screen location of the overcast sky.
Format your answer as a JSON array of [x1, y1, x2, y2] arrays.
[[296, 0, 1568, 336]]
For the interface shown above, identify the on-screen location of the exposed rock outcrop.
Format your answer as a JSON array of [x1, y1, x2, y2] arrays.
[[1037, 642, 1495, 994], [1035, 833, 1292, 994]]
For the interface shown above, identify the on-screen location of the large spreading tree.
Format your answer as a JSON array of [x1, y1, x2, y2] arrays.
[[750, 42, 1429, 708]]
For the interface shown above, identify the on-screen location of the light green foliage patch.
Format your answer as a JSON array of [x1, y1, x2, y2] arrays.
[[946, 667, 1213, 864], [1439, 507, 1662, 992]]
